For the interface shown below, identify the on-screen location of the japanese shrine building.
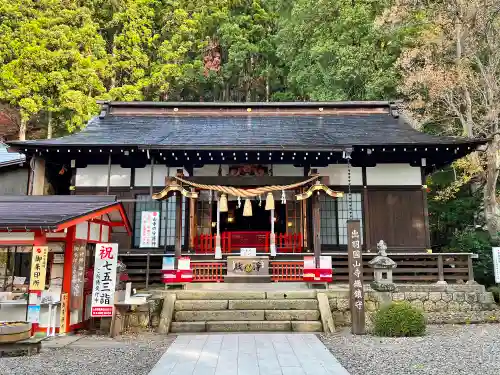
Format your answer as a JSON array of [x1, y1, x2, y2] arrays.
[[6, 101, 486, 285]]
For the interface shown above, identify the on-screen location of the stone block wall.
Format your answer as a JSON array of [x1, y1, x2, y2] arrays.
[[325, 284, 499, 326]]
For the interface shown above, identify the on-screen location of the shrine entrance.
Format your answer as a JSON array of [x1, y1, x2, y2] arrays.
[[217, 200, 286, 233]]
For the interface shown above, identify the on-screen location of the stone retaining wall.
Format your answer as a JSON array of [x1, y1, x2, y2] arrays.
[[326, 284, 499, 326]]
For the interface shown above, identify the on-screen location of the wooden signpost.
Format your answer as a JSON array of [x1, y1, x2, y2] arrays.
[[347, 219, 366, 334]]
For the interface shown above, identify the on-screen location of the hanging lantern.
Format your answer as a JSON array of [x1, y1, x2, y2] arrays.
[[219, 193, 228, 212], [238, 196, 241, 208], [281, 189, 286, 204], [243, 198, 253, 216], [265, 192, 275, 210]]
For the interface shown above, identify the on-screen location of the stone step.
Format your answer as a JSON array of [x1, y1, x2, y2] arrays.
[[266, 291, 317, 299], [228, 299, 318, 310], [175, 310, 264, 322], [175, 291, 266, 300], [264, 310, 320, 321], [170, 321, 206, 333], [175, 300, 228, 311], [206, 321, 291, 332], [291, 321, 323, 332]]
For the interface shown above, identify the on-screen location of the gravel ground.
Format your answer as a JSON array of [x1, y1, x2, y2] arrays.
[[321, 324, 500, 375], [0, 333, 175, 375]]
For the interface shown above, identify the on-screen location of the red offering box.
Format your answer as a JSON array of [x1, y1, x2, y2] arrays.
[[303, 268, 333, 282]]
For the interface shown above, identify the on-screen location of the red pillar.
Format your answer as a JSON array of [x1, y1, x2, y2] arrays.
[[30, 231, 47, 334], [62, 227, 75, 333]]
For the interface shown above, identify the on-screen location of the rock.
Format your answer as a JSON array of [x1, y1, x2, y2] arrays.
[[317, 293, 335, 333], [157, 293, 176, 334], [365, 301, 377, 312], [423, 300, 437, 312], [336, 298, 350, 312], [410, 300, 424, 311], [441, 293, 453, 302], [453, 292, 466, 302], [460, 302, 471, 311], [392, 293, 405, 301], [448, 301, 460, 311], [370, 281, 396, 292], [328, 298, 337, 310], [429, 292, 442, 302], [435, 300, 448, 312], [466, 292, 478, 304]]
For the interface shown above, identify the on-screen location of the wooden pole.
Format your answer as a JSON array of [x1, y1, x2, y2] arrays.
[[189, 188, 196, 250], [348, 219, 365, 335], [270, 208, 276, 256], [215, 193, 222, 259], [106, 154, 112, 195], [174, 169, 184, 267], [312, 192, 321, 267]]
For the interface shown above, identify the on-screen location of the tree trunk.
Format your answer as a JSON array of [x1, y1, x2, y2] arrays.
[[47, 111, 53, 139], [19, 119, 27, 141], [484, 136, 500, 242]]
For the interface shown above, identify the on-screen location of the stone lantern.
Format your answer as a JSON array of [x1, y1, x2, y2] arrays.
[[368, 240, 397, 292]]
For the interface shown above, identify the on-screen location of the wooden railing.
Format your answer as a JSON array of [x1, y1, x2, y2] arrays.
[[118, 251, 477, 288], [270, 261, 303, 281], [194, 232, 303, 254], [192, 262, 225, 282]]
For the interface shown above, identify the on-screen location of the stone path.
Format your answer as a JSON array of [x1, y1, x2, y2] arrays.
[[148, 333, 350, 375]]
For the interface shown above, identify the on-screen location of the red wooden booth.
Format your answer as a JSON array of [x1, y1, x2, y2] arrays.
[[0, 196, 131, 335]]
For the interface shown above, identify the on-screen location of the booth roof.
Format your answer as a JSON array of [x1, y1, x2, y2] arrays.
[[0, 195, 130, 232], [7, 101, 486, 151]]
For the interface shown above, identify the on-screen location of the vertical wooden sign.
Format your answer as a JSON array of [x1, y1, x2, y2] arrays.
[[347, 220, 365, 335], [59, 292, 69, 334]]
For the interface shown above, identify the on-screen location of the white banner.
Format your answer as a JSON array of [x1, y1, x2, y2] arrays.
[[139, 211, 160, 248], [91, 243, 118, 317], [493, 247, 500, 283]]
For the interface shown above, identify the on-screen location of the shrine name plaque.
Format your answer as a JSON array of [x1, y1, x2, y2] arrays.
[[225, 256, 270, 283]]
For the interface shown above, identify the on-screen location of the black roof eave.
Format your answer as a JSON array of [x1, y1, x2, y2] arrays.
[[0, 158, 25, 168], [0, 201, 126, 230], [7, 139, 488, 152]]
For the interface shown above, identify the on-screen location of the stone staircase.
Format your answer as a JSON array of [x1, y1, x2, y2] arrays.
[[169, 290, 323, 333]]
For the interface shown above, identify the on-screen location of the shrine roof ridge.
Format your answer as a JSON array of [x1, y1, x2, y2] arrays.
[[6, 101, 487, 152]]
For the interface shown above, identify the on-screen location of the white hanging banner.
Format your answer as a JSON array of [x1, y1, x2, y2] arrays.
[[493, 247, 500, 283], [140, 211, 160, 248], [91, 243, 119, 317]]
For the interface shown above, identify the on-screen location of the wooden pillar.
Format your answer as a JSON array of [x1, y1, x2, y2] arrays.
[[421, 164, 432, 250], [312, 192, 321, 268], [174, 169, 184, 265], [362, 167, 371, 251], [106, 154, 112, 195], [30, 157, 46, 195], [215, 194, 222, 259], [270, 208, 276, 256], [62, 226, 75, 333], [189, 188, 196, 249]]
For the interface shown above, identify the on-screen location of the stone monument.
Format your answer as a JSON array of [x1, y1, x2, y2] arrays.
[[368, 240, 397, 292]]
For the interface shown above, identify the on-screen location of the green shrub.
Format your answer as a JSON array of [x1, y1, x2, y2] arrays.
[[487, 286, 500, 303], [372, 302, 426, 337]]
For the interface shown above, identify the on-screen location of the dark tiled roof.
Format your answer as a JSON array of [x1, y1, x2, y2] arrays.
[[0, 195, 121, 229], [0, 143, 25, 168], [8, 102, 483, 151]]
